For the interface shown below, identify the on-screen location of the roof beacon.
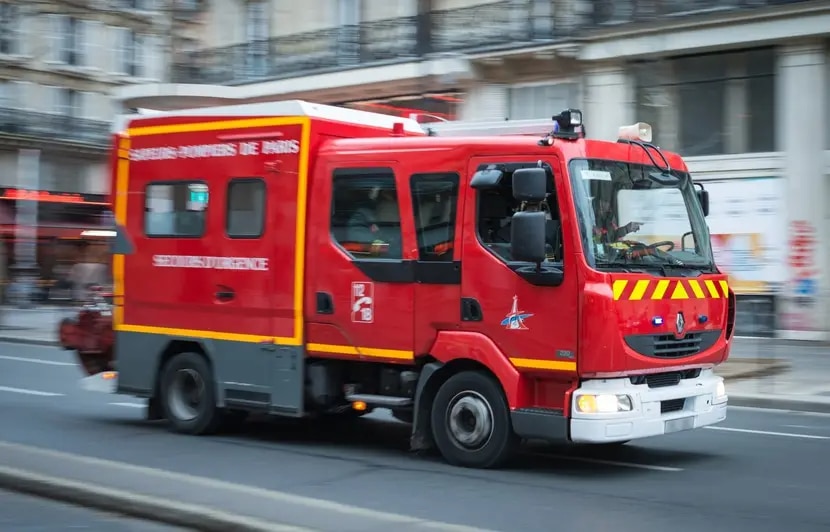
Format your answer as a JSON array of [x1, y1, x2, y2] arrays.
[[618, 122, 652, 143]]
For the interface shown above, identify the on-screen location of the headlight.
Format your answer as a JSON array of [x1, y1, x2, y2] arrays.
[[575, 394, 633, 414], [715, 380, 726, 399]]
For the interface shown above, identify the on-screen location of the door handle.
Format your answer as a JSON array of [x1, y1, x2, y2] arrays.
[[316, 292, 334, 314], [461, 297, 483, 322], [215, 286, 235, 301]]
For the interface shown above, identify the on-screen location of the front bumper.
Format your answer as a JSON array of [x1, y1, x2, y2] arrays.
[[569, 368, 727, 443]]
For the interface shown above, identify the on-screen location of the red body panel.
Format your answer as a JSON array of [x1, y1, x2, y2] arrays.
[[122, 123, 304, 340]]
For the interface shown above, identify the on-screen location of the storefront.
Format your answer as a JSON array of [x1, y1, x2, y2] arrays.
[[0, 187, 112, 304]]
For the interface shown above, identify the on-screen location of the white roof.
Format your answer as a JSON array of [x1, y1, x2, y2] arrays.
[[112, 100, 425, 135]]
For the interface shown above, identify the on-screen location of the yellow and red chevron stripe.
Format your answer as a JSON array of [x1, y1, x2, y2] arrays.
[[612, 278, 728, 301]]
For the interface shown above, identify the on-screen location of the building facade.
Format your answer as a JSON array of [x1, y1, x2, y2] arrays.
[[114, 0, 830, 339], [0, 0, 206, 302]]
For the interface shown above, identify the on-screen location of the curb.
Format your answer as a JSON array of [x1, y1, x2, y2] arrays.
[[0, 336, 59, 347], [729, 393, 830, 414], [0, 465, 311, 532]]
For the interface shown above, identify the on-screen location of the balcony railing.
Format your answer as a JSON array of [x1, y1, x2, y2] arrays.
[[589, 0, 813, 25], [172, 0, 815, 85], [0, 108, 110, 147]]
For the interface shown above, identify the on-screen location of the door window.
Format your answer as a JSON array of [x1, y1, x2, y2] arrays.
[[144, 181, 208, 237], [475, 163, 564, 264], [330, 168, 403, 260], [226, 178, 265, 238], [410, 172, 459, 262]]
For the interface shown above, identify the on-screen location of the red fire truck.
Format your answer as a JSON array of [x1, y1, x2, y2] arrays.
[[63, 100, 735, 469]]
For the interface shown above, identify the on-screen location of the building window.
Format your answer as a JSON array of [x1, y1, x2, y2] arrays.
[[507, 82, 581, 120], [0, 80, 17, 109], [245, 0, 268, 77], [125, 31, 143, 77], [0, 3, 19, 55], [56, 88, 80, 117], [410, 173, 459, 261], [226, 178, 265, 238], [633, 47, 776, 156], [330, 168, 402, 260], [59, 16, 84, 65], [145, 181, 208, 237]]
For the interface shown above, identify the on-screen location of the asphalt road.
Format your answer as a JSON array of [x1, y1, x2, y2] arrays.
[[1, 342, 830, 532], [0, 488, 184, 531]]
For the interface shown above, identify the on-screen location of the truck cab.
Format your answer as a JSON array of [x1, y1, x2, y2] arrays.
[[66, 102, 733, 470]]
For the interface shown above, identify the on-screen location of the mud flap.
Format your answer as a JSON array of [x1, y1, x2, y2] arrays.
[[409, 361, 444, 452]]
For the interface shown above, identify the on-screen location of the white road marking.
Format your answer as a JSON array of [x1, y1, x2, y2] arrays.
[[704, 426, 830, 440], [0, 440, 499, 532], [0, 386, 63, 397], [526, 452, 682, 472], [728, 406, 830, 418], [0, 355, 75, 367], [783, 424, 823, 430], [109, 402, 145, 408]]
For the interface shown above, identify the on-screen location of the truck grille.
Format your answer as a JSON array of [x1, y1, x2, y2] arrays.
[[629, 368, 701, 388], [624, 330, 721, 359], [661, 398, 686, 413], [653, 333, 702, 357]]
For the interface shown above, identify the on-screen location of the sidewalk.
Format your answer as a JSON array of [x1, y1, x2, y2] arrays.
[[0, 305, 74, 346], [1, 305, 828, 412], [0, 440, 487, 532]]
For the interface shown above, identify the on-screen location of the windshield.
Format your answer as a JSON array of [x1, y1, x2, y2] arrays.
[[568, 158, 715, 274]]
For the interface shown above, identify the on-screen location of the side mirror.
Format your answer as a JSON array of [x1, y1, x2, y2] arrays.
[[512, 168, 548, 203], [510, 211, 547, 263], [695, 188, 709, 217]]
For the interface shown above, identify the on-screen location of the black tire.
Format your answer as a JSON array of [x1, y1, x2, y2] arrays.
[[430, 370, 517, 469], [159, 352, 222, 435]]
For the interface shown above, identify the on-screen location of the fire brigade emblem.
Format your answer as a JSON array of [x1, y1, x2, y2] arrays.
[[501, 295, 533, 330], [675, 312, 685, 335]]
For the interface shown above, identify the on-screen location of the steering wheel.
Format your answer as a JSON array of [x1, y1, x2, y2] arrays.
[[646, 240, 675, 252], [617, 240, 675, 259]]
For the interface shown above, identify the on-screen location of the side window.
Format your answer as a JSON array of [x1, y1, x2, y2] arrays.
[[475, 163, 564, 263], [226, 178, 265, 238], [144, 181, 208, 237], [410, 172, 460, 262], [330, 168, 403, 260]]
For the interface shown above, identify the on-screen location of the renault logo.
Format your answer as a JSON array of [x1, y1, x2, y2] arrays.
[[676, 312, 686, 335]]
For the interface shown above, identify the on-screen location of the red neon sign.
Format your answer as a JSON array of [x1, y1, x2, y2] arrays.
[[0, 189, 109, 206]]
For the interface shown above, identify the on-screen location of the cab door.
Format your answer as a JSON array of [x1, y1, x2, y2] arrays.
[[305, 163, 416, 364], [459, 156, 580, 374]]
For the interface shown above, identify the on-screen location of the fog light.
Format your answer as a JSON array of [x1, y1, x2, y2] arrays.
[[575, 394, 633, 414], [715, 380, 726, 399]]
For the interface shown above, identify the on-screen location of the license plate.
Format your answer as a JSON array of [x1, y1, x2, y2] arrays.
[[665, 416, 695, 433]]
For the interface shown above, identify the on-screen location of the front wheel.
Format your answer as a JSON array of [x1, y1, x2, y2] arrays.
[[430, 371, 517, 469], [159, 352, 222, 435]]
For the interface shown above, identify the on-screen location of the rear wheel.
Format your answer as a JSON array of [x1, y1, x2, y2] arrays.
[[159, 352, 222, 435], [430, 371, 517, 469]]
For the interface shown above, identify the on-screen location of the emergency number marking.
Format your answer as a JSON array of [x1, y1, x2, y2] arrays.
[[153, 255, 269, 271], [351, 282, 374, 324], [130, 139, 300, 161]]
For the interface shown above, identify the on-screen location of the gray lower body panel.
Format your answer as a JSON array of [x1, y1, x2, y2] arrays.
[[114, 331, 304, 416]]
